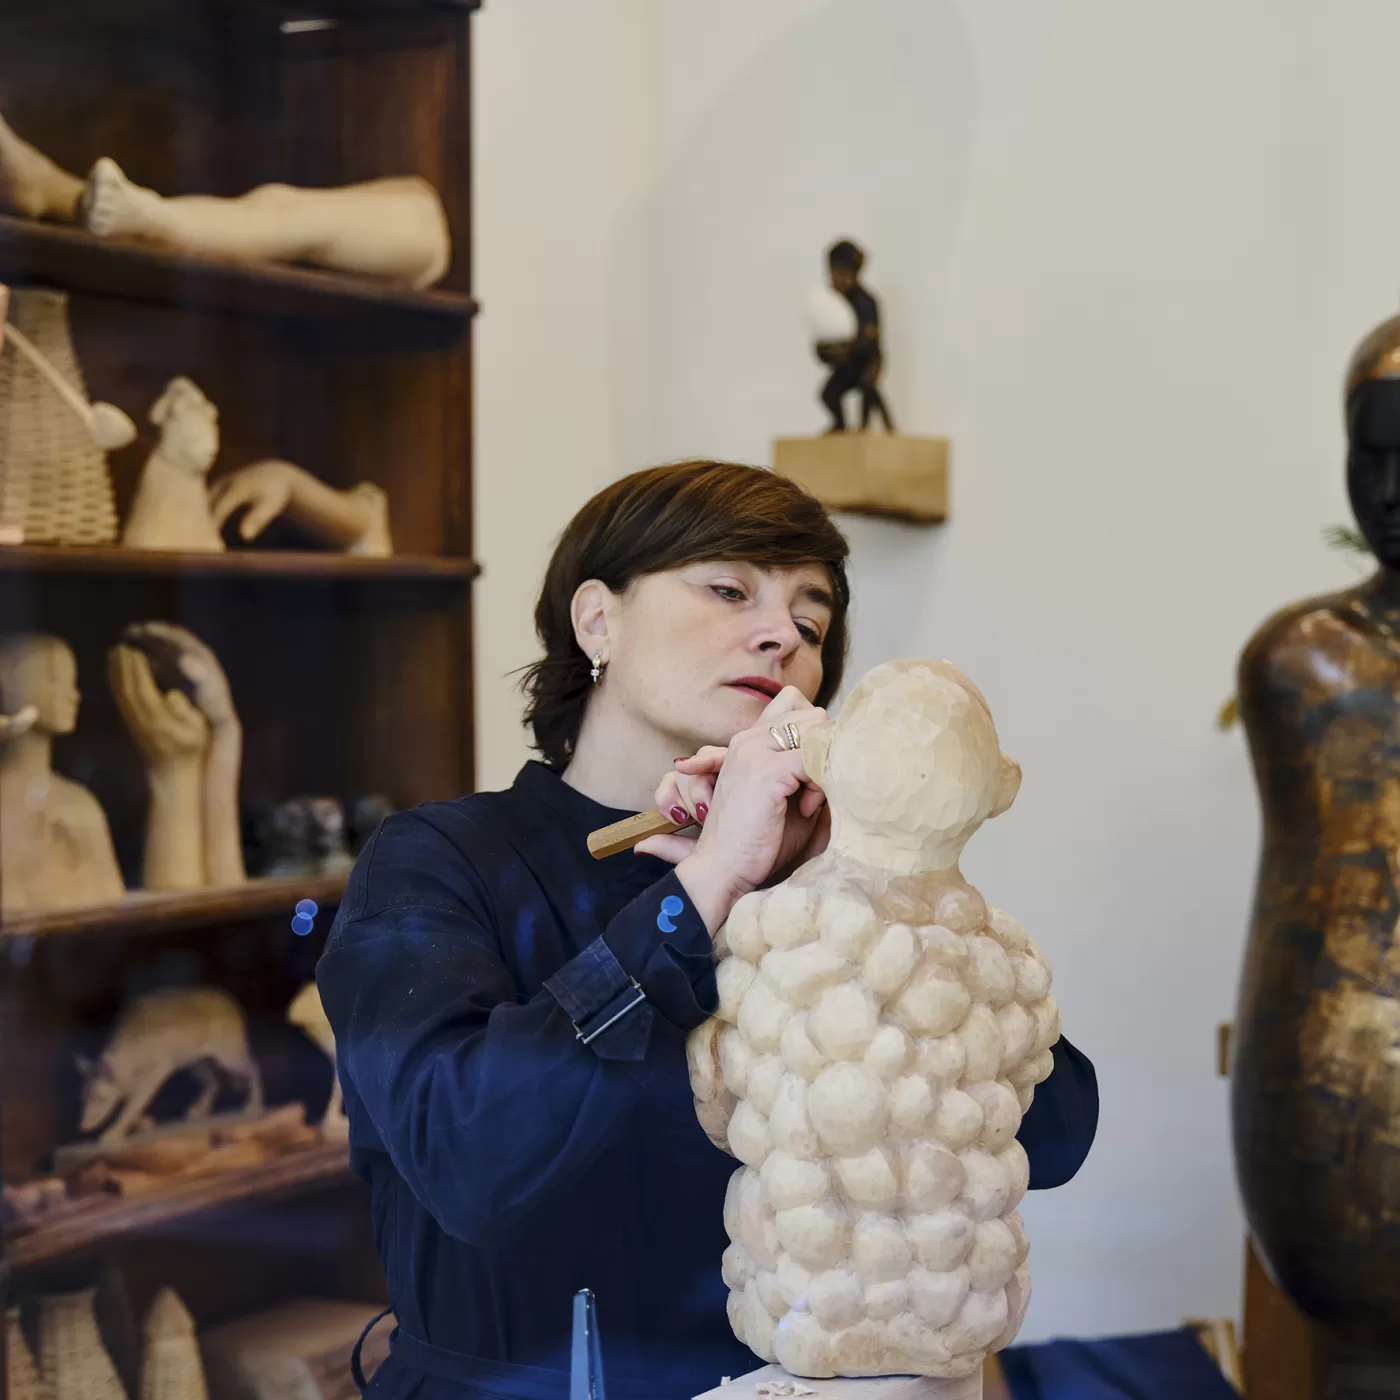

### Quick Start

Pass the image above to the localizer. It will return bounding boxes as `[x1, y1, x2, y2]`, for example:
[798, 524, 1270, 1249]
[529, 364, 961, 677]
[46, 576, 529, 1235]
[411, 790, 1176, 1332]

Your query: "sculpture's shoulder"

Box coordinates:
[1239, 585, 1372, 698]
[48, 774, 113, 836]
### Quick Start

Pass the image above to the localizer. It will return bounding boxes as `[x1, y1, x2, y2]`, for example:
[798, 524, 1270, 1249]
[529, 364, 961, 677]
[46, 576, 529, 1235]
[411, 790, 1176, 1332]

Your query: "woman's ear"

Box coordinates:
[802, 720, 835, 787]
[990, 754, 1022, 819]
[570, 580, 611, 662]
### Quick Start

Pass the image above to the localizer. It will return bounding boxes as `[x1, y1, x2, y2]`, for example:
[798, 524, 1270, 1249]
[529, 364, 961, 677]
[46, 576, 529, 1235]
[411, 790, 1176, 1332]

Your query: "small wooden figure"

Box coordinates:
[121, 378, 224, 552]
[288, 981, 347, 1139]
[0, 634, 125, 915]
[76, 986, 263, 1146]
[778, 242, 947, 524]
[812, 240, 894, 434]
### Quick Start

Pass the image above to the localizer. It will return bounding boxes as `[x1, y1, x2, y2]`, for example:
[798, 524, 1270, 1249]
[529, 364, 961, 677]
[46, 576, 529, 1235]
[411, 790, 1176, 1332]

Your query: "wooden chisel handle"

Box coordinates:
[588, 808, 691, 860]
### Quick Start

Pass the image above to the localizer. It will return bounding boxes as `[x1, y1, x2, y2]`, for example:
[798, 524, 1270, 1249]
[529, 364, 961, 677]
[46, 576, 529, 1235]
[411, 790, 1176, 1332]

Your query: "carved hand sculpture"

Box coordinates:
[108, 622, 245, 891]
[210, 459, 392, 557]
[688, 660, 1055, 1380]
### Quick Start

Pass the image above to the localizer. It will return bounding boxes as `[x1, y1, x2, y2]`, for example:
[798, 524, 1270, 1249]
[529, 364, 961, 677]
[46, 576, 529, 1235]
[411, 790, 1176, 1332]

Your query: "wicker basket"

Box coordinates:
[6, 1307, 56, 1400]
[0, 289, 118, 545]
[141, 1288, 209, 1400]
[35, 1287, 126, 1400]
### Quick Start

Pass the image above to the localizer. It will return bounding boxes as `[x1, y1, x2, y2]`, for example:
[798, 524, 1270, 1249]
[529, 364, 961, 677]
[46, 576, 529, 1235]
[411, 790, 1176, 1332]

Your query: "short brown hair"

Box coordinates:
[522, 461, 851, 770]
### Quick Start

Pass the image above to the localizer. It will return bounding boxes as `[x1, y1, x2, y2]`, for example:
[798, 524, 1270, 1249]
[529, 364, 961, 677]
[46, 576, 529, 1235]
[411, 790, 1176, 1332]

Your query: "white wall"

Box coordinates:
[475, 0, 1400, 1344]
[473, 0, 656, 791]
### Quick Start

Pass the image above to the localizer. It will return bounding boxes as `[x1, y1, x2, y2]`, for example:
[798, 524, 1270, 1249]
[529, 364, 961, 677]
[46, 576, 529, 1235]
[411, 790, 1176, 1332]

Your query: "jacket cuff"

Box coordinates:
[602, 869, 717, 1030]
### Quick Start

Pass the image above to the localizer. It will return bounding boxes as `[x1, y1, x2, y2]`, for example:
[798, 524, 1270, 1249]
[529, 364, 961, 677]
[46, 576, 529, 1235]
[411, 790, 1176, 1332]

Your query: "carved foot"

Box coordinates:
[80, 157, 163, 241]
[0, 113, 84, 222]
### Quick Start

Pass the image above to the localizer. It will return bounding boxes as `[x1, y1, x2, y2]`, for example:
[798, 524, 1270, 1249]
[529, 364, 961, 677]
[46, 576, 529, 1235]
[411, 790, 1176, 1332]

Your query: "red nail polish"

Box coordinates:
[670, 805, 689, 825]
[697, 803, 709, 823]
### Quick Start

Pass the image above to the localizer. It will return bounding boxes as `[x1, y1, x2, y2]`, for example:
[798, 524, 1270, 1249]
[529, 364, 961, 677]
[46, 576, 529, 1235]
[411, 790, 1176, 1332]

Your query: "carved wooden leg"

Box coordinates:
[96, 1070, 165, 1145]
[186, 1060, 220, 1121]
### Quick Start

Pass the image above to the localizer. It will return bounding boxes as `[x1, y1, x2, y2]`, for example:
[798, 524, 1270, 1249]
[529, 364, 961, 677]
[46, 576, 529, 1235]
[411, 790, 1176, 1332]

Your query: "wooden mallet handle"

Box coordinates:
[588, 808, 691, 860]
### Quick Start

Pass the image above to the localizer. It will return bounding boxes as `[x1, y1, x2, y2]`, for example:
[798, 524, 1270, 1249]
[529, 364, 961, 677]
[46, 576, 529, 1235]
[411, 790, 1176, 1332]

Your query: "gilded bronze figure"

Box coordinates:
[1233, 308, 1400, 1363]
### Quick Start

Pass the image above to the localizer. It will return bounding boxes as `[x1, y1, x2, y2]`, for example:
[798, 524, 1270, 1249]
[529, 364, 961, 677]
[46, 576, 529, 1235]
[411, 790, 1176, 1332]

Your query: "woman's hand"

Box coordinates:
[635, 687, 830, 934]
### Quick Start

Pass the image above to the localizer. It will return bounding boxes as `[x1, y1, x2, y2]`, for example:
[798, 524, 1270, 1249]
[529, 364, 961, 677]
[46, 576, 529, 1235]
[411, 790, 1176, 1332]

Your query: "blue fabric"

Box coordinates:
[317, 762, 1101, 1400]
[999, 1329, 1240, 1400]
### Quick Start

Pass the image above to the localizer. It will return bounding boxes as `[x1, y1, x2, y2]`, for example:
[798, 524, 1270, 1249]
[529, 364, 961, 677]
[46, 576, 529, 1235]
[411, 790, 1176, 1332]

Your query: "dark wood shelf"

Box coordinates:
[5, 1141, 353, 1268]
[1, 873, 347, 941]
[0, 544, 480, 582]
[0, 216, 477, 328]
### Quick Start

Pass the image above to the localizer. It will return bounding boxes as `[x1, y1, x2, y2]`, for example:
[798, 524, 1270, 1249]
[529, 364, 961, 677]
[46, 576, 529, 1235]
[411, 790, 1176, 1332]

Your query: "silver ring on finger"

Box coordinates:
[770, 722, 802, 752]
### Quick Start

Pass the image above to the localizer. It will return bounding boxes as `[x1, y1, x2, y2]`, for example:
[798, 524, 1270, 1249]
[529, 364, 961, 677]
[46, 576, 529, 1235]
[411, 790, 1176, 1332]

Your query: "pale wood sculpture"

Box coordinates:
[0, 634, 125, 915]
[287, 980, 348, 1139]
[140, 1288, 209, 1400]
[0, 112, 450, 288]
[0, 289, 119, 544]
[76, 986, 263, 1146]
[35, 1289, 125, 1400]
[687, 660, 1056, 1381]
[109, 621, 246, 892]
[211, 459, 393, 557]
[6, 1307, 56, 1400]
[0, 113, 83, 221]
[200, 1298, 393, 1400]
[121, 378, 225, 552]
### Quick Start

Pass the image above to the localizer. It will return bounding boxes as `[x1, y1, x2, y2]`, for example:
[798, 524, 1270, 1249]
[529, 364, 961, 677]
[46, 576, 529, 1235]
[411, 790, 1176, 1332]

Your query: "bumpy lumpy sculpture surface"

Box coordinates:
[687, 660, 1057, 1380]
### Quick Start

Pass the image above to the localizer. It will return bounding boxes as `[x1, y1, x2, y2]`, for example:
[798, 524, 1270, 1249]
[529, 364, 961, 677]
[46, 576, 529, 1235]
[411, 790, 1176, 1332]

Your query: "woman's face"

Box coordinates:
[601, 560, 834, 750]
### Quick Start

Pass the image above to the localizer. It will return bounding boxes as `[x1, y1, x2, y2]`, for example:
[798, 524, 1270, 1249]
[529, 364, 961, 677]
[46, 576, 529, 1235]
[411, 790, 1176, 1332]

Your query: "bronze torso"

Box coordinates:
[1235, 573, 1400, 1346]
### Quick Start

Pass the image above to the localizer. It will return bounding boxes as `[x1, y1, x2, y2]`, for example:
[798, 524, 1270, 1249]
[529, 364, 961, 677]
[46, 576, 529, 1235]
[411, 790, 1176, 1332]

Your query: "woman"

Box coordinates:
[317, 461, 1098, 1400]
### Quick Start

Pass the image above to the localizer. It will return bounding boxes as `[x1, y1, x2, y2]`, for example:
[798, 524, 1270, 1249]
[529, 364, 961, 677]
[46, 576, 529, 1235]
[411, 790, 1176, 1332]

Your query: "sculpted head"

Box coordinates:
[150, 376, 219, 476]
[0, 634, 80, 738]
[1345, 312, 1400, 569]
[803, 659, 1020, 869]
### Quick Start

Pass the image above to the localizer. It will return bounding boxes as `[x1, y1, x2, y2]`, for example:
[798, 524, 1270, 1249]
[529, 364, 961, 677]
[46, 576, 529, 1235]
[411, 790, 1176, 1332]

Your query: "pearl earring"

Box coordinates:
[591, 651, 604, 685]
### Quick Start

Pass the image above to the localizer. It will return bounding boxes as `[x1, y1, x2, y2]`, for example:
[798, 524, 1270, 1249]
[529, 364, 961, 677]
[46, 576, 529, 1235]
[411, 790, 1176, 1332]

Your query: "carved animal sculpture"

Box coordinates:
[77, 987, 263, 1145]
[687, 660, 1058, 1380]
[287, 980, 345, 1131]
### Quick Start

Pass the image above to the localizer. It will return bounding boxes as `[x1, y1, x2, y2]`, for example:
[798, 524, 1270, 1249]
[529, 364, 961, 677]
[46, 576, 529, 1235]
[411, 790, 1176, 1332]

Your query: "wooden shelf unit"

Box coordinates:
[1, 874, 348, 941]
[6, 1143, 353, 1270]
[0, 0, 475, 1378]
[0, 216, 477, 331]
[0, 544, 480, 582]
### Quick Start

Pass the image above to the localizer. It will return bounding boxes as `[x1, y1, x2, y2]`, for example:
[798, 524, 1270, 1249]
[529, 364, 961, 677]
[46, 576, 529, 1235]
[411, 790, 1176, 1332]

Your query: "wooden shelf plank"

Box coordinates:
[5, 1142, 353, 1268]
[0, 544, 480, 582]
[1, 872, 347, 940]
[0, 216, 477, 327]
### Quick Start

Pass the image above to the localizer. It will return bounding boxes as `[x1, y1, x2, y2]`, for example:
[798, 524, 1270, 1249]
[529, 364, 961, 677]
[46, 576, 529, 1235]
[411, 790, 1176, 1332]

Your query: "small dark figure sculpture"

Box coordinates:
[813, 239, 894, 434]
[248, 796, 352, 878]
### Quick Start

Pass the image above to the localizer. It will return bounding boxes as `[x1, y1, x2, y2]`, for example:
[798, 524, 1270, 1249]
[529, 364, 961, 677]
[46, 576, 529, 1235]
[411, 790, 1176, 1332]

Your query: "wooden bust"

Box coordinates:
[1232, 311, 1400, 1355]
[688, 661, 1056, 1383]
[0, 634, 124, 915]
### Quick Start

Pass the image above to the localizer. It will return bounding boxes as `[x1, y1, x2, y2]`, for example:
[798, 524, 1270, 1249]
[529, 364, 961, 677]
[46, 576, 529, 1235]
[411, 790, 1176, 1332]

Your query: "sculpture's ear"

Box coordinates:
[990, 754, 1021, 819]
[802, 720, 834, 787]
[74, 1053, 92, 1080]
